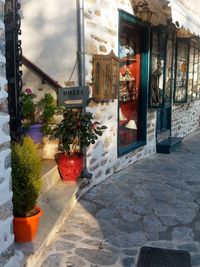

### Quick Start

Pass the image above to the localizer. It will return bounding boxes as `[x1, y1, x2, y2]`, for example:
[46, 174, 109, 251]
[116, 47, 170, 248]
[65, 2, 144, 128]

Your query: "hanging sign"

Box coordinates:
[58, 86, 89, 108]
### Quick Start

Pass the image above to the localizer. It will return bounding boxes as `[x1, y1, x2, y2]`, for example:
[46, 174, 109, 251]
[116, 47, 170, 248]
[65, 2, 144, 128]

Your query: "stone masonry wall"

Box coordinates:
[84, 0, 157, 188]
[0, 1, 23, 266]
[171, 101, 200, 137]
[0, 0, 14, 264]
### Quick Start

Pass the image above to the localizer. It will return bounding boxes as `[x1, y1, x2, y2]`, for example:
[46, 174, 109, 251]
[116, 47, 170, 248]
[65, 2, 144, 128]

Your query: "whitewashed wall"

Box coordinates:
[21, 0, 78, 89]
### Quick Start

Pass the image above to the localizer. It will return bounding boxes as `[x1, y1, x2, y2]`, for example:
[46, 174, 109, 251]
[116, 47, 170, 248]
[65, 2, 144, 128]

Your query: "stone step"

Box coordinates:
[40, 159, 60, 195]
[156, 137, 183, 154]
[15, 179, 85, 267]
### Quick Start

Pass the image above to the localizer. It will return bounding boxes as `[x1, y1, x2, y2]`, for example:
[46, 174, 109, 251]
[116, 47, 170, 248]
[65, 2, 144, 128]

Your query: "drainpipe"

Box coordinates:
[77, 0, 92, 179]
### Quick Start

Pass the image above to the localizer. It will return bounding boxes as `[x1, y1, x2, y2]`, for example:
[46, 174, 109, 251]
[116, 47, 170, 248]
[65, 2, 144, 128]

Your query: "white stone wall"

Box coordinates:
[84, 0, 157, 188]
[22, 65, 57, 101]
[0, 0, 14, 264]
[0, 1, 23, 266]
[171, 101, 200, 137]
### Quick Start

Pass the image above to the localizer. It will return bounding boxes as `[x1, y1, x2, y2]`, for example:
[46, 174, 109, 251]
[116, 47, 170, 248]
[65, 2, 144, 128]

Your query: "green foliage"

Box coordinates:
[38, 93, 57, 136]
[11, 137, 42, 217]
[21, 89, 57, 136]
[21, 89, 36, 125]
[53, 108, 107, 156]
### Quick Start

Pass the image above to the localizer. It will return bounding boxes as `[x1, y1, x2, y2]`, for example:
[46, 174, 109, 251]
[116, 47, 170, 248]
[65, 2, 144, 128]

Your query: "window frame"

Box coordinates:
[117, 10, 149, 157]
[173, 38, 200, 103]
[149, 26, 169, 109]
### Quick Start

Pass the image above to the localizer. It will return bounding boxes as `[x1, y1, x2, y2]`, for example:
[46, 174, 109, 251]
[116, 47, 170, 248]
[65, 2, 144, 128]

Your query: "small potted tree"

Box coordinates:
[12, 137, 43, 242]
[53, 108, 107, 183]
[21, 89, 57, 143]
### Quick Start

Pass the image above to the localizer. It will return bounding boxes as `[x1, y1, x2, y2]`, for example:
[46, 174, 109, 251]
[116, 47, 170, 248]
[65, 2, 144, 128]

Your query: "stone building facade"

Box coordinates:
[0, 0, 200, 265]
[0, 0, 23, 266]
[84, 0, 200, 188]
[20, 0, 200, 190]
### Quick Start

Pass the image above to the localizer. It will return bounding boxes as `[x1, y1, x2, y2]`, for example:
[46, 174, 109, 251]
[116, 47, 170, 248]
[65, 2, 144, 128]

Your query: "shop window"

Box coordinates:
[118, 11, 149, 156]
[174, 38, 200, 103]
[193, 45, 200, 100]
[149, 27, 167, 107]
[149, 27, 174, 108]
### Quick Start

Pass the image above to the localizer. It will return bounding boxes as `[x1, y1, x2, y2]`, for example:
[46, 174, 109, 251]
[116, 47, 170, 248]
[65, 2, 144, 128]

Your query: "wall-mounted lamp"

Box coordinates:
[134, 0, 153, 23]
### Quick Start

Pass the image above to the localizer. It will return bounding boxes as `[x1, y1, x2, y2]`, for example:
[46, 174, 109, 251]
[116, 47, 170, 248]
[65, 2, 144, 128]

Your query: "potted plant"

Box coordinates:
[53, 108, 107, 183]
[11, 137, 43, 242]
[21, 88, 57, 143]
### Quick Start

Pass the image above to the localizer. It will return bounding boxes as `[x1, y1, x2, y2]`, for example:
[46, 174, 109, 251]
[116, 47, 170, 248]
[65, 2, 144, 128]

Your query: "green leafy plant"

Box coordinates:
[53, 108, 107, 156]
[21, 88, 37, 126]
[11, 137, 42, 217]
[21, 89, 57, 135]
[38, 93, 57, 136]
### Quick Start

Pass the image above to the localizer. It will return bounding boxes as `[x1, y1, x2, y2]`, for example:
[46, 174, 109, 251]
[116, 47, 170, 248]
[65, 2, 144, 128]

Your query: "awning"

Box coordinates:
[168, 0, 200, 36]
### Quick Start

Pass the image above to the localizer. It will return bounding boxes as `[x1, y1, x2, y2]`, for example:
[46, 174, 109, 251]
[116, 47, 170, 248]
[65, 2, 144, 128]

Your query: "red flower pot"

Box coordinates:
[13, 207, 43, 243]
[58, 153, 83, 183]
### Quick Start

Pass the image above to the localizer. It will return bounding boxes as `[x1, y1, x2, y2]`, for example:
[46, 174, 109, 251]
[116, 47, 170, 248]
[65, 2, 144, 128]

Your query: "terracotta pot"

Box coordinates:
[13, 207, 43, 243]
[58, 153, 83, 183]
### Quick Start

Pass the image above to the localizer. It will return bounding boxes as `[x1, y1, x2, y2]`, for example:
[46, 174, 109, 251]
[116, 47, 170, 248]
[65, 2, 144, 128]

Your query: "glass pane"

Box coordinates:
[188, 44, 195, 101]
[165, 39, 173, 105]
[95, 62, 100, 95]
[193, 47, 200, 99]
[105, 64, 111, 97]
[150, 31, 165, 106]
[175, 41, 188, 102]
[197, 50, 200, 99]
[118, 20, 142, 150]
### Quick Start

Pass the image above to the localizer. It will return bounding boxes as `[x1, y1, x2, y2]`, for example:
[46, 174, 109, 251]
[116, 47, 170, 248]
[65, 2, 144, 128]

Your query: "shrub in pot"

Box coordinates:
[53, 108, 107, 183]
[11, 137, 43, 242]
[21, 88, 57, 143]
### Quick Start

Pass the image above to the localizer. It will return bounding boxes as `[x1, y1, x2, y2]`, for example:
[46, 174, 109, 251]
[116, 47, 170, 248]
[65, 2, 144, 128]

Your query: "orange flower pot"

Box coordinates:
[13, 207, 43, 243]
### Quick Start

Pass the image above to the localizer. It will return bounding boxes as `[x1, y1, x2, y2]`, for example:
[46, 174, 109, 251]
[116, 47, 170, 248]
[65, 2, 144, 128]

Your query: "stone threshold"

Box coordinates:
[15, 167, 86, 267]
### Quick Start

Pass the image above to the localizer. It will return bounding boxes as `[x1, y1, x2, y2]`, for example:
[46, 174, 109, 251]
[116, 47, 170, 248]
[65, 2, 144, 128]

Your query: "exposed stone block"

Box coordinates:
[95, 9, 101, 16]
[0, 200, 12, 221]
[0, 244, 14, 267]
[0, 99, 8, 113]
[99, 45, 107, 52]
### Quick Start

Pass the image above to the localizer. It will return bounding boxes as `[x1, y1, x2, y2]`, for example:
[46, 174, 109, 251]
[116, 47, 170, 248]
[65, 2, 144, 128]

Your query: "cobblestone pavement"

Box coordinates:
[39, 130, 200, 267]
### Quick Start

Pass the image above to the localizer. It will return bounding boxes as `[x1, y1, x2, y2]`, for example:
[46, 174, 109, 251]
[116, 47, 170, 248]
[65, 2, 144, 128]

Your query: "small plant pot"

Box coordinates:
[58, 153, 83, 183]
[13, 207, 43, 243]
[26, 123, 43, 144]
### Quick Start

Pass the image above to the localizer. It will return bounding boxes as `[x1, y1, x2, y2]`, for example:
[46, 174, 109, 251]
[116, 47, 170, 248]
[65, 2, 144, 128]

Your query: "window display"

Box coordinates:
[118, 13, 148, 155]
[174, 38, 200, 103]
[193, 45, 200, 100]
[165, 38, 173, 106]
[174, 39, 189, 103]
[149, 29, 166, 107]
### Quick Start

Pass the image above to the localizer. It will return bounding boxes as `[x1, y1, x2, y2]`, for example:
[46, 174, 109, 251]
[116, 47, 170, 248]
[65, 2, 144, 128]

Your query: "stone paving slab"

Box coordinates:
[37, 130, 200, 267]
